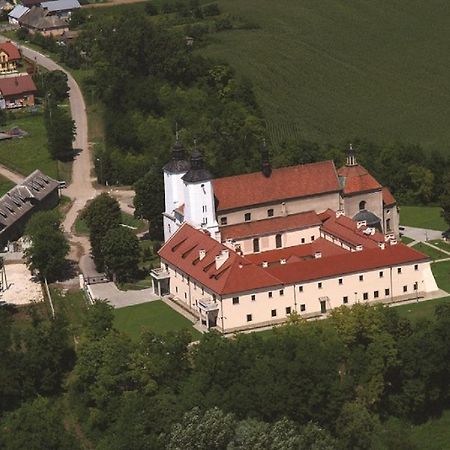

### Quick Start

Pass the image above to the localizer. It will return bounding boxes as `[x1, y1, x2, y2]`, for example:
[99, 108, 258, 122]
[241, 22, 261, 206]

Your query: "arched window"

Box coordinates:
[386, 218, 391, 231]
[275, 234, 282, 248]
[359, 200, 366, 210]
[253, 238, 260, 253]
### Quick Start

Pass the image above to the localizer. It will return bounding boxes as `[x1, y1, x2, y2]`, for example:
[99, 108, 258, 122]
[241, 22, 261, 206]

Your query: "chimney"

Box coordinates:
[356, 244, 363, 251]
[390, 239, 398, 246]
[336, 210, 344, 218]
[281, 201, 287, 216]
[280, 258, 286, 264]
[378, 242, 385, 250]
[357, 220, 366, 229]
[314, 251, 322, 259]
[215, 249, 229, 269]
[199, 249, 206, 261]
[262, 261, 269, 268]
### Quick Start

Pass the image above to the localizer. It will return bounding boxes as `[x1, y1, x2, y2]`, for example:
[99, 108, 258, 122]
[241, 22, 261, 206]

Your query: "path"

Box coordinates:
[83, 0, 146, 8]
[401, 226, 443, 242]
[0, 163, 24, 185]
[88, 282, 158, 308]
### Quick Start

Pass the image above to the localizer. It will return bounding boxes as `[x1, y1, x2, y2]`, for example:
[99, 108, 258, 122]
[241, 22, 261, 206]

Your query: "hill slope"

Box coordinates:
[204, 0, 450, 151]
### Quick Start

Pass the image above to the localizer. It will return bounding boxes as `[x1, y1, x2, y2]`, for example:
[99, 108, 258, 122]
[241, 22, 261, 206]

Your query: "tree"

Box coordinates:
[134, 169, 164, 239]
[101, 227, 140, 282]
[167, 407, 236, 450]
[80, 193, 121, 270]
[24, 210, 69, 281]
[0, 397, 80, 450]
[45, 102, 76, 161]
[83, 301, 115, 340]
[441, 176, 450, 228]
[41, 70, 70, 103]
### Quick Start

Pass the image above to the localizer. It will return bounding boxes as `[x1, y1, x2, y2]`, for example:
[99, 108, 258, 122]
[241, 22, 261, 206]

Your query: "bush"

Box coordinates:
[16, 27, 29, 41]
[144, 1, 158, 15]
[202, 3, 220, 16]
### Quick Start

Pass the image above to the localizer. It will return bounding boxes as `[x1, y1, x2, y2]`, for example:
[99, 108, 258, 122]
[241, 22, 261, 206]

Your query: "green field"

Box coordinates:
[204, 0, 450, 151]
[412, 242, 448, 261]
[0, 174, 14, 196]
[0, 113, 59, 179]
[429, 239, 450, 254]
[113, 300, 202, 341]
[400, 206, 446, 231]
[431, 260, 450, 292]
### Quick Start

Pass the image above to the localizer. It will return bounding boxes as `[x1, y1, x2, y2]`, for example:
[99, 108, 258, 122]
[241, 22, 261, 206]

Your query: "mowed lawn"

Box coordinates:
[204, 0, 450, 151]
[114, 300, 202, 341]
[0, 113, 58, 179]
[412, 242, 447, 261]
[400, 206, 446, 231]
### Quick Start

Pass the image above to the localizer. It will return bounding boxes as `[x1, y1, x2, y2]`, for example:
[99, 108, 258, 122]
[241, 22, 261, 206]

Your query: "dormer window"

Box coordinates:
[267, 208, 274, 217]
[244, 213, 251, 222]
[359, 200, 366, 210]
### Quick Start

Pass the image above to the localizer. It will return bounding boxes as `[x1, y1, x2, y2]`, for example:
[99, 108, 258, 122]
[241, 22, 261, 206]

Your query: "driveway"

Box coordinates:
[88, 282, 158, 308]
[401, 226, 443, 242]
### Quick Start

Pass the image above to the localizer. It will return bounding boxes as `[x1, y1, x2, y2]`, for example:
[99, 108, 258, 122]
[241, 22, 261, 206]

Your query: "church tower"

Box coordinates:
[182, 150, 219, 238]
[163, 140, 190, 241]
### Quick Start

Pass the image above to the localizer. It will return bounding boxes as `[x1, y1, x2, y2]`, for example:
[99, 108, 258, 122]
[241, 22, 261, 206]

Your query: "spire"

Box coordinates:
[261, 139, 272, 178]
[163, 136, 190, 173]
[182, 148, 212, 183]
[346, 143, 357, 167]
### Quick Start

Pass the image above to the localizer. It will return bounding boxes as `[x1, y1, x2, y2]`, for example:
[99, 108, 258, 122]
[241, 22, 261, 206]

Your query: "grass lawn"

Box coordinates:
[412, 242, 448, 261]
[114, 300, 202, 341]
[202, 0, 450, 152]
[429, 239, 450, 253]
[394, 296, 450, 323]
[0, 112, 59, 179]
[401, 235, 414, 245]
[431, 260, 450, 292]
[409, 409, 450, 449]
[0, 174, 14, 196]
[400, 206, 446, 231]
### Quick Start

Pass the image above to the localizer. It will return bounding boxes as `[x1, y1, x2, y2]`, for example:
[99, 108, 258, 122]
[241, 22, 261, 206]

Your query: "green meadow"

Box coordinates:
[204, 0, 450, 151]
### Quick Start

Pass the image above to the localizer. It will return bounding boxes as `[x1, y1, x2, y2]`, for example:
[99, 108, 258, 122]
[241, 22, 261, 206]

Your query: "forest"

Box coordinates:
[1, 301, 450, 449]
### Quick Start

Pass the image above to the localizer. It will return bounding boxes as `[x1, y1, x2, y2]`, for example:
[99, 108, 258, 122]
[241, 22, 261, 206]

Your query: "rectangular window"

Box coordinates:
[379, 271, 384, 278]
[398, 268, 402, 274]
[414, 264, 418, 271]
[413, 282, 418, 290]
[268, 291, 273, 298]
[279, 289, 284, 296]
[202, 205, 207, 213]
[359, 275, 364, 281]
[267, 208, 274, 217]
[338, 278, 343, 285]
[246, 314, 252, 322]
[343, 296, 348, 304]
[244, 213, 251, 221]
[271, 309, 277, 317]
[299, 286, 303, 292]
[251, 294, 256, 301]
[363, 292, 369, 300]
[201, 288, 204, 295]
[175, 286, 178, 293]
[318, 282, 322, 289]
[300, 304, 306, 312]
[301, 238, 305, 244]
[220, 217, 228, 225]
[403, 285, 407, 292]
[286, 307, 291, 314]
[385, 288, 390, 296]
[184, 292, 187, 299]
[232, 297, 239, 305]
[311, 236, 315, 241]
[374, 290, 379, 298]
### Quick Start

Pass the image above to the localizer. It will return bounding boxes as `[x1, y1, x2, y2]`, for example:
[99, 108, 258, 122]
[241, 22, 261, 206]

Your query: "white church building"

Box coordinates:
[152, 142, 439, 333]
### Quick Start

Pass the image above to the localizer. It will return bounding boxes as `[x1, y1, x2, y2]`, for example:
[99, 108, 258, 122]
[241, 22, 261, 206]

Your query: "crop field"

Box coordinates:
[204, 0, 450, 151]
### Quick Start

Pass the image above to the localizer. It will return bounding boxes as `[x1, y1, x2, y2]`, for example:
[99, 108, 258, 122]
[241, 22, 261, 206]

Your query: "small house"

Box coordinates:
[0, 42, 21, 74]
[41, 0, 80, 18]
[18, 6, 69, 36]
[0, 73, 37, 109]
[8, 4, 29, 24]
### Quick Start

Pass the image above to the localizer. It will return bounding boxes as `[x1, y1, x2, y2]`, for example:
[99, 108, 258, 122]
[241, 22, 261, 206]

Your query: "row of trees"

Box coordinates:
[80, 193, 140, 281]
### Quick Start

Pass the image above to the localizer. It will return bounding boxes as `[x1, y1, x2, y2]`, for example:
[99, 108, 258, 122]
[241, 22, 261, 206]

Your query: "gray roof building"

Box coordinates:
[41, 0, 80, 12]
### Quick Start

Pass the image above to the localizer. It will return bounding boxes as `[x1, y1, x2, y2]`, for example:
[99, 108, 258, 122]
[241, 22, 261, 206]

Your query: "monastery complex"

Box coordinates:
[152, 143, 439, 333]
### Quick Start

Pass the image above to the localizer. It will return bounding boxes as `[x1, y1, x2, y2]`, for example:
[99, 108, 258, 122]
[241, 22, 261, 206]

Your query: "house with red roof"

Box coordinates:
[154, 222, 438, 333]
[0, 41, 21, 74]
[0, 73, 37, 109]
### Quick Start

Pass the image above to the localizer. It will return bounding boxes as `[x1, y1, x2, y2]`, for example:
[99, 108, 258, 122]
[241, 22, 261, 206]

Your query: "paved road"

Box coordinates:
[402, 226, 443, 242]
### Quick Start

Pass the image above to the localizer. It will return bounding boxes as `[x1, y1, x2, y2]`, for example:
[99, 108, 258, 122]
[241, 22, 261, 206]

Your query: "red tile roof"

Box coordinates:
[159, 223, 282, 295]
[212, 161, 341, 212]
[382, 187, 396, 206]
[337, 164, 381, 195]
[0, 74, 36, 97]
[0, 42, 21, 61]
[220, 210, 321, 241]
[159, 221, 428, 296]
[319, 209, 385, 248]
[266, 244, 428, 284]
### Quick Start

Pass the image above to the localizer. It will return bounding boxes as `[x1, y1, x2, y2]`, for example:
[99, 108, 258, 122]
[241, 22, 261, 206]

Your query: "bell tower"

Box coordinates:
[346, 143, 357, 166]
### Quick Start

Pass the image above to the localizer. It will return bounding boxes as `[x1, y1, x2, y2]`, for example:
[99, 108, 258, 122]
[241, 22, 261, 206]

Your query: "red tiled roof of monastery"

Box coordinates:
[319, 209, 385, 248]
[337, 164, 381, 195]
[266, 244, 428, 285]
[0, 74, 36, 97]
[382, 187, 396, 206]
[0, 42, 21, 60]
[212, 161, 341, 212]
[159, 221, 429, 296]
[220, 210, 322, 241]
[159, 223, 282, 295]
